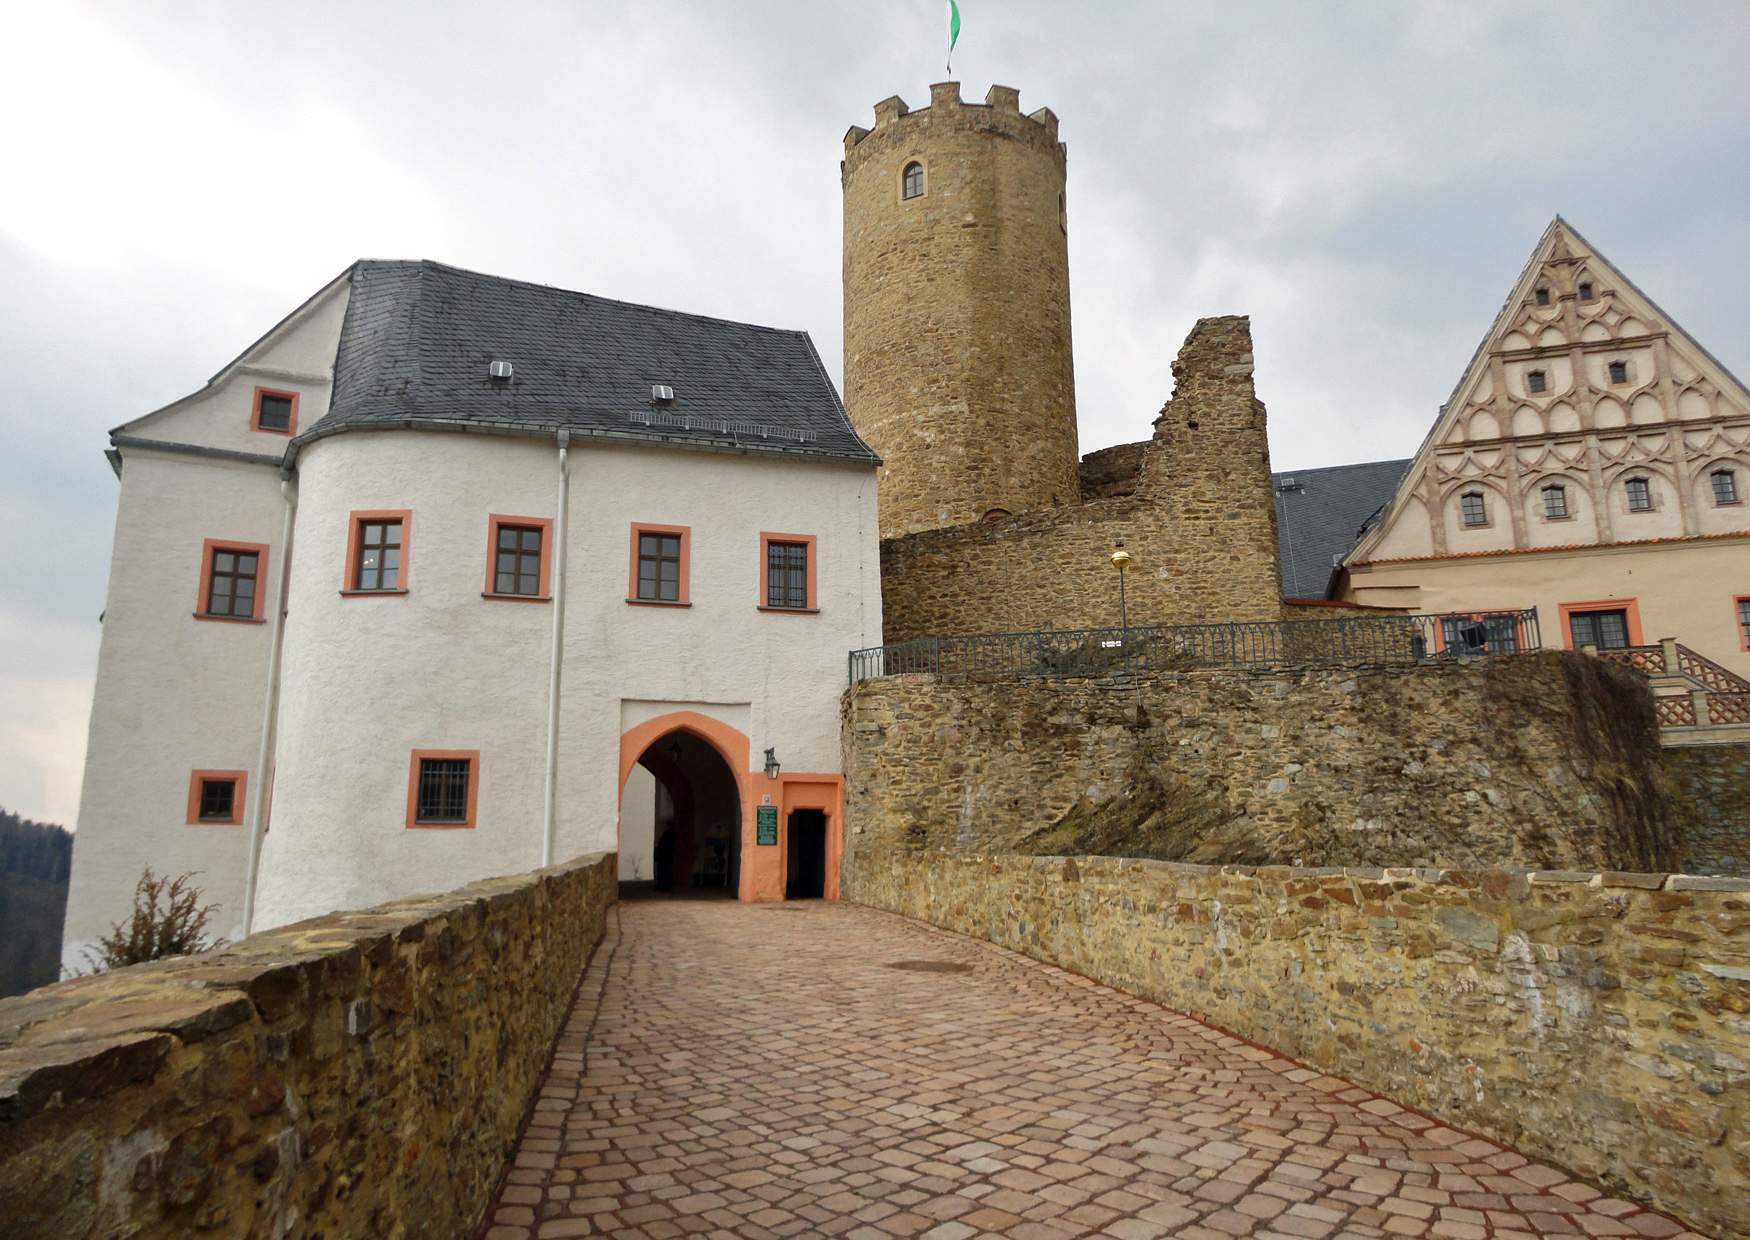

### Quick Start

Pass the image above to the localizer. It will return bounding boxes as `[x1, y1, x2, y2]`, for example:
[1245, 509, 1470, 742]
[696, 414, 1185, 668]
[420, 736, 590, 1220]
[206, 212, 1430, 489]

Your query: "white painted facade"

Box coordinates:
[64, 270, 881, 968]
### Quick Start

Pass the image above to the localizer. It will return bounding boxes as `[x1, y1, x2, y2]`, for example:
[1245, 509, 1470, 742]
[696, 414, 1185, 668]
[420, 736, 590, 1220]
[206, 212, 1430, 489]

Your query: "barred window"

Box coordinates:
[1713, 469, 1739, 505]
[1542, 484, 1568, 519]
[902, 161, 925, 200]
[1460, 491, 1488, 527]
[766, 541, 809, 609]
[206, 547, 259, 617]
[494, 524, 544, 596]
[1607, 360, 1628, 385]
[353, 520, 402, 590]
[198, 778, 236, 821]
[1625, 477, 1652, 512]
[1526, 370, 1547, 394]
[637, 532, 682, 602]
[416, 759, 471, 824]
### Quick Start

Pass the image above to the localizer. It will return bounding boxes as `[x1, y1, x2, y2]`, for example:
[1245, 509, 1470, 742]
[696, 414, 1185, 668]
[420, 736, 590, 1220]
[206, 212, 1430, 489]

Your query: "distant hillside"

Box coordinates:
[0, 808, 73, 997]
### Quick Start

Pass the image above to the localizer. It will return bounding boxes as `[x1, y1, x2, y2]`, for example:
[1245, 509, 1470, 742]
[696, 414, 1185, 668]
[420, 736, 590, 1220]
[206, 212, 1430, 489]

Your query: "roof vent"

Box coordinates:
[651, 384, 675, 404]
[488, 360, 514, 381]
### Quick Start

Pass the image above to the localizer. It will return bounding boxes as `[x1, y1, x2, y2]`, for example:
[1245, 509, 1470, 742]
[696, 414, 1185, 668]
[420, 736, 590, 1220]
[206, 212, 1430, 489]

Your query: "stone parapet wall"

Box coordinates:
[1663, 742, 1750, 876]
[0, 852, 616, 1240]
[847, 849, 1750, 1238]
[842, 653, 1677, 873]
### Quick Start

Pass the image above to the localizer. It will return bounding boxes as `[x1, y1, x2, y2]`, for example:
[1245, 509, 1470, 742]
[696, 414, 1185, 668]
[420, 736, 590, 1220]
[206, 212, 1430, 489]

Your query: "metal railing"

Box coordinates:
[848, 610, 1541, 684]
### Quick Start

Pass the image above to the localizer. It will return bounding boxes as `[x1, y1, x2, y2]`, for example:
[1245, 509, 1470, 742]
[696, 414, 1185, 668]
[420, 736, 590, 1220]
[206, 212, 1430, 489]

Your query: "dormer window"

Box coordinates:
[1460, 491, 1488, 527]
[1625, 477, 1652, 512]
[1526, 370, 1547, 394]
[1713, 469, 1740, 505]
[1607, 360, 1629, 385]
[1578, 281, 1595, 301]
[1542, 484, 1569, 519]
[902, 161, 925, 200]
[1534, 287, 1551, 306]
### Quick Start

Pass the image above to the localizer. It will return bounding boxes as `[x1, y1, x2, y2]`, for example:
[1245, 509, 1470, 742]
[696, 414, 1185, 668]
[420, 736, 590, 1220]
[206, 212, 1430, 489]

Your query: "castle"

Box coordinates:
[61, 82, 1747, 975]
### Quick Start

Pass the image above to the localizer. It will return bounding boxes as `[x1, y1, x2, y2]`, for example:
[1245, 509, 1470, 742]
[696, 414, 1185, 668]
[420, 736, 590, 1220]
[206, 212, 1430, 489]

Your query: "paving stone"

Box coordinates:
[483, 901, 1691, 1240]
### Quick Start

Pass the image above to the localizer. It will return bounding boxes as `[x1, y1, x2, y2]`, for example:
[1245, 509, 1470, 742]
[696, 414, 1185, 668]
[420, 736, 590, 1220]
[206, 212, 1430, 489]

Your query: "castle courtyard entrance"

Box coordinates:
[485, 900, 1678, 1238]
[620, 729, 741, 896]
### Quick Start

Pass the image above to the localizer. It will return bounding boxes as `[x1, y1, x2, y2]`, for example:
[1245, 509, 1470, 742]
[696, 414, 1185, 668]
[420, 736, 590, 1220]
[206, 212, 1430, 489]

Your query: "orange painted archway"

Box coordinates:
[615, 711, 842, 902]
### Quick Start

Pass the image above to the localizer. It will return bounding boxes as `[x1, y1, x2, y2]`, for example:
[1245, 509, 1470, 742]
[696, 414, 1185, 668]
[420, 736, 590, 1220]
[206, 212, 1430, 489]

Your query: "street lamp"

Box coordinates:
[1109, 542, 1132, 639]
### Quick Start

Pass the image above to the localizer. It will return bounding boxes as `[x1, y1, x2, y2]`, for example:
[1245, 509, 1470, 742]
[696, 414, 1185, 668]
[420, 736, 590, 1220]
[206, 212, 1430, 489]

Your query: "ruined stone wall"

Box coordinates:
[842, 83, 1080, 538]
[0, 852, 616, 1240]
[878, 316, 1282, 642]
[1663, 742, 1750, 875]
[846, 850, 1749, 1239]
[841, 653, 1677, 873]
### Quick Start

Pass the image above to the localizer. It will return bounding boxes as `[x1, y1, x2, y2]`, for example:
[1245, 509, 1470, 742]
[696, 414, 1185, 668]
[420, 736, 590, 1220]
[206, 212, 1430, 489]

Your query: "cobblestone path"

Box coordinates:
[483, 900, 1702, 1240]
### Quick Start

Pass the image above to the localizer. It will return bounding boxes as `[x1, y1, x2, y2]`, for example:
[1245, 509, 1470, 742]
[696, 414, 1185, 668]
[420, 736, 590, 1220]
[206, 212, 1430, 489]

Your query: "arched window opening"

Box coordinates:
[902, 161, 925, 200]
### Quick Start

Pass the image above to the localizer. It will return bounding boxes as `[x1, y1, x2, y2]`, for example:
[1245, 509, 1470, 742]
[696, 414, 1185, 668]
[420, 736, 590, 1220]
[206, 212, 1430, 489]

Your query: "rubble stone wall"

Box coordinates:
[1663, 742, 1750, 876]
[877, 316, 1282, 643]
[847, 849, 1750, 1238]
[842, 653, 1677, 873]
[0, 852, 616, 1240]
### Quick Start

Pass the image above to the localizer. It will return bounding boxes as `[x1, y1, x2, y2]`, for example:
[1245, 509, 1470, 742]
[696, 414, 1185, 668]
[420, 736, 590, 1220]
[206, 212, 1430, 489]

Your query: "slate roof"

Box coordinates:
[1271, 458, 1412, 598]
[298, 260, 877, 465]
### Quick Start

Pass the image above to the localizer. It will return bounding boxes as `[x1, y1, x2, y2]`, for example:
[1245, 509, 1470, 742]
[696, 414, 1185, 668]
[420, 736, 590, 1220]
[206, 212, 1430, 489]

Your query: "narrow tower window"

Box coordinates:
[1526, 370, 1547, 394]
[901, 161, 925, 200]
[1460, 491, 1488, 527]
[1542, 484, 1569, 519]
[1624, 477, 1652, 512]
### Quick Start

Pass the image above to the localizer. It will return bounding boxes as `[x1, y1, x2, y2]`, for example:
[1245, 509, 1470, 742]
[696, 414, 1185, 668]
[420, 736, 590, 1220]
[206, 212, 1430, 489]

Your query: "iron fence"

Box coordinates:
[847, 610, 1541, 685]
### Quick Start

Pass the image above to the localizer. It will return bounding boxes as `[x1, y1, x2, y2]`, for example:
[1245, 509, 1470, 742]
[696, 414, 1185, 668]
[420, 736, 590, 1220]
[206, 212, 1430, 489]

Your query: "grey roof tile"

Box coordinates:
[301, 260, 877, 465]
[1272, 458, 1411, 598]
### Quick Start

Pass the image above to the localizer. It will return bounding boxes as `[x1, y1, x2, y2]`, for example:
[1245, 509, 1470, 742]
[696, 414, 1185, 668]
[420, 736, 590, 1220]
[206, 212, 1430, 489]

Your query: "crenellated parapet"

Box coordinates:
[842, 82, 1065, 173]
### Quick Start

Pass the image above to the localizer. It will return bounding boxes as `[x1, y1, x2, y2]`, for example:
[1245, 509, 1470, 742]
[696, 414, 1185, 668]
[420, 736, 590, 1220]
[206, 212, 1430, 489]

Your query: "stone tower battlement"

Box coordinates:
[841, 82, 1080, 538]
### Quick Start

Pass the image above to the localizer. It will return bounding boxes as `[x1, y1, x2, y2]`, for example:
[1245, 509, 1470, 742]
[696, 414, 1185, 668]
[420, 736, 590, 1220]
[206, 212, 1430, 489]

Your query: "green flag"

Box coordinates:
[946, 0, 961, 71]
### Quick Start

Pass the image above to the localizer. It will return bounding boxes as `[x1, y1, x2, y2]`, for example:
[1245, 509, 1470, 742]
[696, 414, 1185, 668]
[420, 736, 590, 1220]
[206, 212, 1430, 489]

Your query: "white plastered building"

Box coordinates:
[63, 261, 882, 969]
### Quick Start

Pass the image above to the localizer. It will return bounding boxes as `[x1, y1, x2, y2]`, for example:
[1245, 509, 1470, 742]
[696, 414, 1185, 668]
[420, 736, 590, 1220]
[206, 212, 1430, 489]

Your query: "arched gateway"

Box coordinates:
[616, 711, 842, 902]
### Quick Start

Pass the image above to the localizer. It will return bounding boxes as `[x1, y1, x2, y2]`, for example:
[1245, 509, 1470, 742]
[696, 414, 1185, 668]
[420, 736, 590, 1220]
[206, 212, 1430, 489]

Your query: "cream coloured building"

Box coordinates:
[1304, 218, 1749, 681]
[63, 261, 882, 971]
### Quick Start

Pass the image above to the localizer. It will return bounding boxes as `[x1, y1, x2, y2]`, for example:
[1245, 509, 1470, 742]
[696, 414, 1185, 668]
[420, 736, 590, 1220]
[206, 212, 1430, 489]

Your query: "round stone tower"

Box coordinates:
[842, 82, 1080, 539]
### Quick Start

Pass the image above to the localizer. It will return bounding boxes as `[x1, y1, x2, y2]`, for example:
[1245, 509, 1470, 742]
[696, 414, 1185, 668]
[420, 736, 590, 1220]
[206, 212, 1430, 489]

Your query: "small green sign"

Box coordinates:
[756, 805, 779, 845]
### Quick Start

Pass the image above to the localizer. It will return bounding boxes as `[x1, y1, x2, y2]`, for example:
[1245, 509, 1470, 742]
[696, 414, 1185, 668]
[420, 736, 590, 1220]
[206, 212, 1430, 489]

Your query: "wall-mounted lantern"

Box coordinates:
[763, 747, 781, 780]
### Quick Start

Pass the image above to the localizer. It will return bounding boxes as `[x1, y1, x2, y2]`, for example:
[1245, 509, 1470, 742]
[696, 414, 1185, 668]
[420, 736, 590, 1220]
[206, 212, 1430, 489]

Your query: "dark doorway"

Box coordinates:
[624, 730, 741, 899]
[786, 809, 827, 899]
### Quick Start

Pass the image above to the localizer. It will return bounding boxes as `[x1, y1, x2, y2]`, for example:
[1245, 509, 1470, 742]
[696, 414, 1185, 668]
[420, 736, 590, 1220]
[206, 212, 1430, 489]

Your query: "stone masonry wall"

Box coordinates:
[0, 852, 616, 1240]
[877, 316, 1283, 642]
[1663, 742, 1750, 876]
[841, 653, 1677, 874]
[846, 850, 1750, 1238]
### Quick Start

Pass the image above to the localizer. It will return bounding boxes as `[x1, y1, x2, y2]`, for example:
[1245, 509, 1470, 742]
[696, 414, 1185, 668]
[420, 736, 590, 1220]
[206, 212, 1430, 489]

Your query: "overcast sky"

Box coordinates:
[2, 1, 1748, 827]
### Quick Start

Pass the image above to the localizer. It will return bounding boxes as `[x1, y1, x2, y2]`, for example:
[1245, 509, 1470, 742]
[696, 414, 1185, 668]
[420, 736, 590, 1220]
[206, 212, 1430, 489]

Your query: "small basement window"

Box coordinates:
[1460, 491, 1488, 527]
[1607, 359, 1629, 385]
[1625, 477, 1653, 512]
[902, 161, 925, 200]
[1526, 370, 1547, 394]
[1542, 484, 1569, 519]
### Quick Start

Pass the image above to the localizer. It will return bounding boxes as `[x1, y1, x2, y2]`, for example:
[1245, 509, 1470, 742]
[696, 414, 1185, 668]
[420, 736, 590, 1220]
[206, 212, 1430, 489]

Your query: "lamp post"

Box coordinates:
[1109, 542, 1132, 641]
